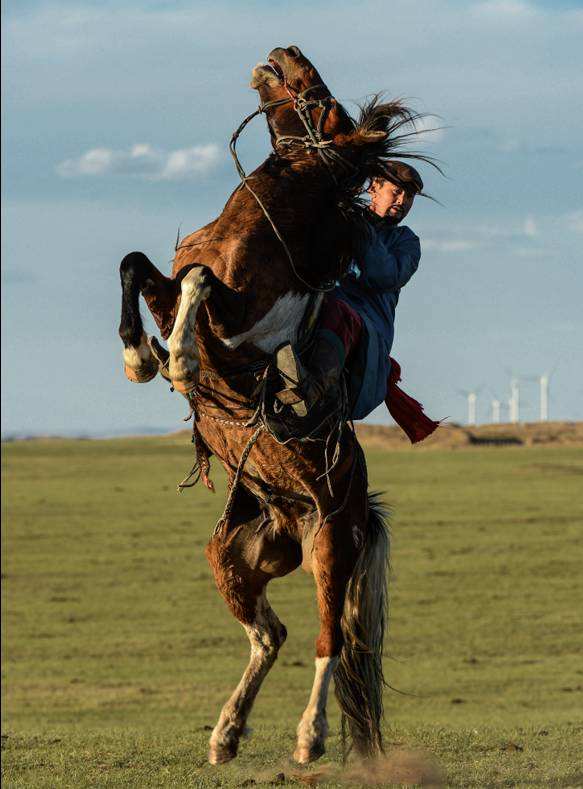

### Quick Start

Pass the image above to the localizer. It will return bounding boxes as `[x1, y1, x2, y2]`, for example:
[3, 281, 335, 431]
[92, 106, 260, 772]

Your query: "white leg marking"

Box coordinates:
[222, 292, 309, 353]
[122, 332, 158, 383]
[294, 656, 339, 764]
[167, 267, 210, 392]
[209, 592, 284, 765]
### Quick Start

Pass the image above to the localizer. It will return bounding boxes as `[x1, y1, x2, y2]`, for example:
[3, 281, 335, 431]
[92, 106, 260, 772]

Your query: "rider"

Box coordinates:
[276, 160, 437, 440]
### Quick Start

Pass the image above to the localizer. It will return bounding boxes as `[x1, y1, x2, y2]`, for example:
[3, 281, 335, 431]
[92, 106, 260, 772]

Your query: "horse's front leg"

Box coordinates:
[118, 251, 178, 383]
[167, 266, 211, 394]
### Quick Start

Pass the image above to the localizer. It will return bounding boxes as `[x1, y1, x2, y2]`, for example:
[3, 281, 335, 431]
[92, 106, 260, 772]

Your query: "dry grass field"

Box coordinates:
[2, 434, 583, 786]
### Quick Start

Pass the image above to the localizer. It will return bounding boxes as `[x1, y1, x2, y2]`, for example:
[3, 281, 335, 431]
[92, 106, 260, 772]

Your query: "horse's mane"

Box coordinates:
[353, 94, 443, 185]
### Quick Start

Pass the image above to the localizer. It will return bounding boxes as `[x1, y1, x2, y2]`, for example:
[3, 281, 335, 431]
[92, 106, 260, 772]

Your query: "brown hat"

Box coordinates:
[382, 160, 424, 195]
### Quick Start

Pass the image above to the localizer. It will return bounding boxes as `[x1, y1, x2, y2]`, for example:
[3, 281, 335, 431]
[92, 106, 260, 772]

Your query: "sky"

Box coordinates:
[2, 0, 583, 437]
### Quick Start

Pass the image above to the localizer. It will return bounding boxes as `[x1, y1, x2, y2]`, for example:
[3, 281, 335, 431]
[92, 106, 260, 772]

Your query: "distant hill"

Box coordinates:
[3, 421, 583, 449]
[355, 421, 583, 450]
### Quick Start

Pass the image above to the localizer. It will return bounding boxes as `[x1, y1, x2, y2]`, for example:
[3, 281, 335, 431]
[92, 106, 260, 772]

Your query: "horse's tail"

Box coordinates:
[334, 492, 389, 759]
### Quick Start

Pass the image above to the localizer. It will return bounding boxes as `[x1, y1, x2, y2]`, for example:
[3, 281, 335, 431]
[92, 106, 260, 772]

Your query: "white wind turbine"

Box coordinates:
[507, 367, 555, 423]
[457, 387, 482, 426]
[491, 397, 501, 423]
[538, 366, 558, 421]
[539, 373, 549, 421]
[508, 376, 520, 423]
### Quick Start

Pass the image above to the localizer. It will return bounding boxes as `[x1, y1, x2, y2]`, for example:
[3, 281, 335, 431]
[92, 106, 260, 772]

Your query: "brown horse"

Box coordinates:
[118, 46, 422, 765]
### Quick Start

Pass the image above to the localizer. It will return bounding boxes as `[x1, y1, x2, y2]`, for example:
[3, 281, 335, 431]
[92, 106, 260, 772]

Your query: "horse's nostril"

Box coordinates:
[288, 45, 301, 58]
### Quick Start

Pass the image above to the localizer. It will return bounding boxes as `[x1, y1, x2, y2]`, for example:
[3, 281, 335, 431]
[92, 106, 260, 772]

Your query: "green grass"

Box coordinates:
[2, 438, 583, 787]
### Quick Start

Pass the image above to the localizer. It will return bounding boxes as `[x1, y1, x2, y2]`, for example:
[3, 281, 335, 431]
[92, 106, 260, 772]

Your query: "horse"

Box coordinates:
[118, 45, 423, 765]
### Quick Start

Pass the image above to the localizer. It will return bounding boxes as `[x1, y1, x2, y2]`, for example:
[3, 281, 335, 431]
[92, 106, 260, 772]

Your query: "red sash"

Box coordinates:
[385, 357, 441, 444]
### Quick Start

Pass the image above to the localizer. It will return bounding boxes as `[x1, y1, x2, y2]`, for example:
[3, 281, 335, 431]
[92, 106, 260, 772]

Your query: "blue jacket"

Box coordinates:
[335, 222, 421, 420]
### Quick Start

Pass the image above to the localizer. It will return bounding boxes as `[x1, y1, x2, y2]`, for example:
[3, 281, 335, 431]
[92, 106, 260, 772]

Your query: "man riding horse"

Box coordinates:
[275, 159, 437, 441]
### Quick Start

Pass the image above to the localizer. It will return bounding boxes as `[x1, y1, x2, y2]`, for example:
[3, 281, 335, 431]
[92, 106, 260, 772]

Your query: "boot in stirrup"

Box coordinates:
[275, 339, 344, 418]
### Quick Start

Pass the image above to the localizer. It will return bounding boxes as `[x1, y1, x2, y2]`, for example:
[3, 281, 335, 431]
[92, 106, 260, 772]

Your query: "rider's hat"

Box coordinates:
[382, 161, 424, 195]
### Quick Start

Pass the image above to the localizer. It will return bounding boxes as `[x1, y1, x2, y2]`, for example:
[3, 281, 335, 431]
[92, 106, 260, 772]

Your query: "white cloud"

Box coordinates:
[423, 239, 478, 253]
[159, 144, 221, 180]
[56, 143, 222, 181]
[423, 215, 544, 255]
[57, 147, 115, 177]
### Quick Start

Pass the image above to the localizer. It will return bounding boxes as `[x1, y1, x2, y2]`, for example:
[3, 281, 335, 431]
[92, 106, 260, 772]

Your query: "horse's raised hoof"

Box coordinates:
[170, 376, 197, 395]
[293, 742, 326, 765]
[123, 334, 159, 383]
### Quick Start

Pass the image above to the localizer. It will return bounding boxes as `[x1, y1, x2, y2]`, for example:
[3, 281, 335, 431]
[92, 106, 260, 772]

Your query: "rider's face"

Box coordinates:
[369, 179, 415, 224]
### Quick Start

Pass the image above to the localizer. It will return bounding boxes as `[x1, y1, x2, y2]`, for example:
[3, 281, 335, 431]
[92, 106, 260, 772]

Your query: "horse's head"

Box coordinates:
[250, 45, 354, 150]
[250, 45, 429, 190]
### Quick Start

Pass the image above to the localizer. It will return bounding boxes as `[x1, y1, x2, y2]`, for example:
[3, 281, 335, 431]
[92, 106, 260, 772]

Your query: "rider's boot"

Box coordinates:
[275, 337, 344, 419]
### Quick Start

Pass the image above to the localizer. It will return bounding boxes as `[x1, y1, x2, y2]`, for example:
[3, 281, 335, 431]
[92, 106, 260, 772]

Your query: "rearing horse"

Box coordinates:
[118, 45, 422, 765]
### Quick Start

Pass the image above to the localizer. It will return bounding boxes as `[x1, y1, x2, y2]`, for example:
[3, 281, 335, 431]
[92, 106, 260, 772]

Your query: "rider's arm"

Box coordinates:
[356, 226, 421, 292]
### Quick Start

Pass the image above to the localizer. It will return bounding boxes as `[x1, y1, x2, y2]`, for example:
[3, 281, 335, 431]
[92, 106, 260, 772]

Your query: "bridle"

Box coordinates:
[229, 80, 358, 293]
[273, 83, 358, 180]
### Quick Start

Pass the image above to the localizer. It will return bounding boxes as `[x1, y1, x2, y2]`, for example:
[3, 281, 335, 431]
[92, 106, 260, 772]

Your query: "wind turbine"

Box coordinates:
[491, 397, 501, 423]
[538, 366, 558, 421]
[457, 387, 483, 425]
[511, 366, 557, 423]
[539, 373, 549, 421]
[509, 376, 520, 423]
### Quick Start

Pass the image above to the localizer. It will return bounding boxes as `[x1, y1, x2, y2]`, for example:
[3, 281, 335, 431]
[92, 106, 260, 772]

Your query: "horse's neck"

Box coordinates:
[190, 159, 342, 377]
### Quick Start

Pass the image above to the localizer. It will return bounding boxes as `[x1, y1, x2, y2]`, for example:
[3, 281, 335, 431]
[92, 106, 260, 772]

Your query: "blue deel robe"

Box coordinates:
[334, 222, 421, 420]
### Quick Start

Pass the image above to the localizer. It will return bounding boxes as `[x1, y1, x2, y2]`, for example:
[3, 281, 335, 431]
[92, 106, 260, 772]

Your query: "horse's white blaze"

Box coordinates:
[208, 592, 282, 764]
[222, 291, 310, 353]
[168, 267, 210, 391]
[294, 655, 338, 763]
[122, 333, 152, 370]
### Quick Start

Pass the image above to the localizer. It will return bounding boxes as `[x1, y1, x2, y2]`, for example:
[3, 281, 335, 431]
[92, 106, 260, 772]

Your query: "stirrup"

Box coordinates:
[275, 343, 309, 417]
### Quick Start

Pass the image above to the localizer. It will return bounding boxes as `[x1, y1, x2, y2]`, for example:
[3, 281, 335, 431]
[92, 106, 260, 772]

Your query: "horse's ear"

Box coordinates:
[350, 96, 415, 149]
[361, 130, 388, 142]
[338, 128, 388, 148]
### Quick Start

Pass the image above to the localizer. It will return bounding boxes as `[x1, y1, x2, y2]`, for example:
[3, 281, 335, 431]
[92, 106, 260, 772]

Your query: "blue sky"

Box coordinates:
[2, 0, 583, 436]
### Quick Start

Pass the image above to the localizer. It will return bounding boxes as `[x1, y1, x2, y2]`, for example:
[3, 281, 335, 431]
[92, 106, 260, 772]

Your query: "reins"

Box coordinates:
[229, 83, 356, 294]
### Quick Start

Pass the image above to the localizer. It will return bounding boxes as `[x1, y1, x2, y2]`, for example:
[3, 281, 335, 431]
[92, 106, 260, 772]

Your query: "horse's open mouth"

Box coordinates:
[250, 59, 285, 89]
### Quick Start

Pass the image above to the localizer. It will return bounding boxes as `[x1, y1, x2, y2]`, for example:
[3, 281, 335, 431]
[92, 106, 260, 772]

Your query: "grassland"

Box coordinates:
[2, 437, 583, 787]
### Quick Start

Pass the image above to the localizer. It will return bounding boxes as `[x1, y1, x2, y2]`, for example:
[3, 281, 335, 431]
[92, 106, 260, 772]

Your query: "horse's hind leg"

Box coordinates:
[205, 500, 301, 764]
[294, 520, 358, 763]
[118, 251, 178, 383]
[294, 482, 368, 764]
